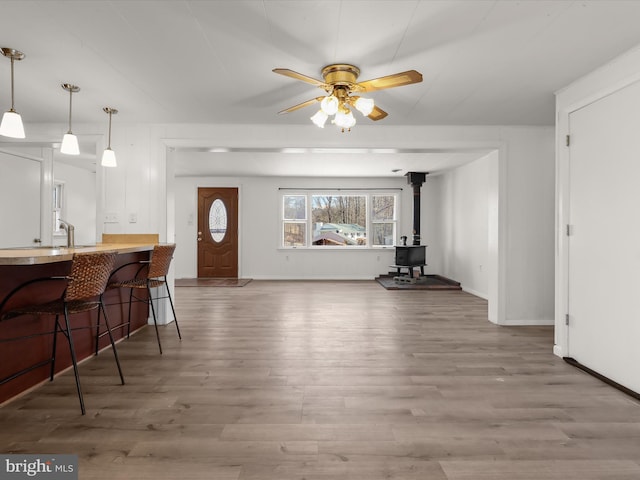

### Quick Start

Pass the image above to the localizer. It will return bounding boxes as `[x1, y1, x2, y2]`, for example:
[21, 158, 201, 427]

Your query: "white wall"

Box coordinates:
[555, 44, 640, 357]
[175, 175, 409, 279]
[503, 127, 555, 325]
[439, 153, 492, 299]
[100, 124, 157, 236]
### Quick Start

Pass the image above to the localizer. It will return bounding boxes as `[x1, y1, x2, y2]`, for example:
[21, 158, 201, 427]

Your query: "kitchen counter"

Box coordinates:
[0, 243, 157, 405]
[0, 243, 156, 265]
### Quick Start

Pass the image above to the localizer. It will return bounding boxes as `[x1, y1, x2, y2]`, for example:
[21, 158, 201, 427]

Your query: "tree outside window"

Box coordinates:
[283, 195, 306, 246]
[282, 191, 398, 248]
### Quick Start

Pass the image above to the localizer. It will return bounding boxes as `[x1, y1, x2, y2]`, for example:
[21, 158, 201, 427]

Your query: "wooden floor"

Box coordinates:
[1, 281, 639, 479]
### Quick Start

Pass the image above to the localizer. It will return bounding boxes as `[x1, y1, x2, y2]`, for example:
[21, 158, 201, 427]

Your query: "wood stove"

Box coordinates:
[391, 172, 429, 278]
[395, 245, 426, 266]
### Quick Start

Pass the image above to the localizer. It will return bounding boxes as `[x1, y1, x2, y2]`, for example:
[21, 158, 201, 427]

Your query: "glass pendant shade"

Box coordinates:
[333, 109, 348, 128]
[343, 111, 356, 128]
[60, 133, 79, 155]
[320, 95, 339, 115]
[0, 110, 25, 138]
[354, 97, 375, 116]
[310, 110, 328, 128]
[333, 109, 356, 130]
[101, 148, 117, 167]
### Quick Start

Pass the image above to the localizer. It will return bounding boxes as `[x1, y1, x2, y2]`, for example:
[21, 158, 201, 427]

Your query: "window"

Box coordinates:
[209, 198, 228, 243]
[282, 195, 306, 247]
[371, 195, 396, 246]
[312, 195, 367, 246]
[53, 181, 65, 234]
[281, 191, 398, 248]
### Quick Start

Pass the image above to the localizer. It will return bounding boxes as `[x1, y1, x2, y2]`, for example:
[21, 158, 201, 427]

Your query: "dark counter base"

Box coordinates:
[0, 251, 151, 404]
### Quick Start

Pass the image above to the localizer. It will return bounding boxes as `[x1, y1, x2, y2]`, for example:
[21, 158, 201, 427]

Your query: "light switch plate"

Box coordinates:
[104, 212, 119, 223]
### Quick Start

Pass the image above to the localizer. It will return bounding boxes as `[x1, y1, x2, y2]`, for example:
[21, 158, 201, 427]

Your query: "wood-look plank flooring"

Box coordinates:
[1, 280, 639, 479]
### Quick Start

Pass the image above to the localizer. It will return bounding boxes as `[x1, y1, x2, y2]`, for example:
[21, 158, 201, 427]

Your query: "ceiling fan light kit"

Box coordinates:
[273, 63, 422, 132]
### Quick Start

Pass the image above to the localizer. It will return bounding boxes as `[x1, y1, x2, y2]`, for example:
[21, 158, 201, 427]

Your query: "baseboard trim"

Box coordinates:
[563, 357, 640, 402]
[249, 275, 375, 281]
[461, 286, 488, 300]
[499, 318, 555, 326]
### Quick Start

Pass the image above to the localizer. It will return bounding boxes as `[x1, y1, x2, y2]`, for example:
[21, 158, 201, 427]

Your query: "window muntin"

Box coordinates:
[281, 191, 398, 248]
[371, 195, 396, 246]
[283, 195, 307, 247]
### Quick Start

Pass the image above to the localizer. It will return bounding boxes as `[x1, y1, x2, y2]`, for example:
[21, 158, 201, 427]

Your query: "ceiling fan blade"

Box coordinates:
[272, 68, 327, 88]
[278, 97, 324, 115]
[356, 70, 423, 92]
[367, 105, 388, 121]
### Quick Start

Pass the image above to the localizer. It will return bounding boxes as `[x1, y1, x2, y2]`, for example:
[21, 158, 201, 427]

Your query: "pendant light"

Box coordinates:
[101, 107, 118, 167]
[60, 84, 80, 155]
[0, 48, 25, 139]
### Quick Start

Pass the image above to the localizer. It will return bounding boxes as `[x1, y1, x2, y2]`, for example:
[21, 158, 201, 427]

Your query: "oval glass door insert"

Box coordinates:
[209, 198, 228, 243]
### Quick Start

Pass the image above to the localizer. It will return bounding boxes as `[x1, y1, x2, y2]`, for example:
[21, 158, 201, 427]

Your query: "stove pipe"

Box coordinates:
[405, 172, 428, 245]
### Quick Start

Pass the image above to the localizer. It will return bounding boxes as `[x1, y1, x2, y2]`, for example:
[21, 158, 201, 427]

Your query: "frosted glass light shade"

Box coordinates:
[320, 95, 339, 115]
[333, 110, 347, 128]
[60, 133, 80, 155]
[101, 148, 117, 167]
[343, 111, 356, 128]
[0, 110, 25, 138]
[310, 110, 328, 128]
[333, 110, 356, 129]
[354, 97, 375, 116]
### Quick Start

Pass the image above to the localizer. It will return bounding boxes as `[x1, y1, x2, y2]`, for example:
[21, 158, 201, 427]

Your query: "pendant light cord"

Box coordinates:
[9, 56, 15, 112]
[67, 88, 73, 134]
[107, 111, 112, 149]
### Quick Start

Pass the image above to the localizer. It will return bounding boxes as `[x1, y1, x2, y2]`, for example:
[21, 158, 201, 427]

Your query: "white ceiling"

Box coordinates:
[2, 0, 640, 176]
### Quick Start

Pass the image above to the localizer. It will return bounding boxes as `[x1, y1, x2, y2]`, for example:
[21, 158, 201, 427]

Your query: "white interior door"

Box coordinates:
[0, 151, 41, 248]
[568, 79, 640, 394]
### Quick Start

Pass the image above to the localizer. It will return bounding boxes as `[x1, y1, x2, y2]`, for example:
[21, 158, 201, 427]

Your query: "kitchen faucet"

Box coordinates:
[59, 219, 75, 248]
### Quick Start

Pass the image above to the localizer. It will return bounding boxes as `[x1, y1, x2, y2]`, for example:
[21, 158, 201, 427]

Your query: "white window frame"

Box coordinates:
[53, 180, 66, 236]
[281, 194, 307, 247]
[280, 190, 399, 249]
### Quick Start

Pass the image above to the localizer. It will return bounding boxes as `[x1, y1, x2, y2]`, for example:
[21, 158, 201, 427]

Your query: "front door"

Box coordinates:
[197, 187, 238, 278]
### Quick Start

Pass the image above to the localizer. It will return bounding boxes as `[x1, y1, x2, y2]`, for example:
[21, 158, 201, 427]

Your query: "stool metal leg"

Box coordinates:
[147, 282, 163, 354]
[99, 299, 125, 385]
[50, 315, 60, 381]
[94, 307, 102, 356]
[164, 276, 181, 340]
[62, 306, 85, 415]
[126, 287, 134, 338]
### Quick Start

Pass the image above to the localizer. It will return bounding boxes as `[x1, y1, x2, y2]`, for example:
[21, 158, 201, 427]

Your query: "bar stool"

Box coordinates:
[0, 252, 125, 415]
[105, 244, 181, 354]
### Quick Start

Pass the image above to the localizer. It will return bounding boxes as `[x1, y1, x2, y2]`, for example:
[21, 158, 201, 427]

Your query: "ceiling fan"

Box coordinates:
[272, 64, 423, 131]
